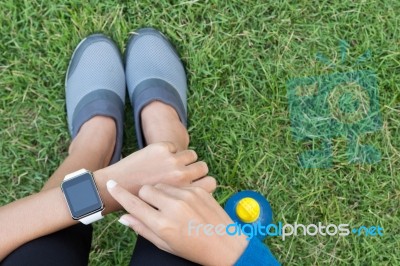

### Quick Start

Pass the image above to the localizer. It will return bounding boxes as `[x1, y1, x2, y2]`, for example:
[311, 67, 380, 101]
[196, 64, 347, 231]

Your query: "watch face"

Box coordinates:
[61, 172, 104, 219]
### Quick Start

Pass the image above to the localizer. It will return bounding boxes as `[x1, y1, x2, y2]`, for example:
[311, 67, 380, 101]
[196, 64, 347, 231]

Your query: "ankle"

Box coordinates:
[141, 101, 179, 122]
[141, 101, 189, 150]
[69, 116, 116, 167]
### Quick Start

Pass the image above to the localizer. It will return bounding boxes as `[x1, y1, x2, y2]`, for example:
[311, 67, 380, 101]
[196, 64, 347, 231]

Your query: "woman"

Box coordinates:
[0, 28, 279, 266]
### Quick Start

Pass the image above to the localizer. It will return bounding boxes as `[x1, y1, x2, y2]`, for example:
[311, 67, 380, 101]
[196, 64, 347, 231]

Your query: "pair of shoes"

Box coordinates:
[65, 28, 187, 165]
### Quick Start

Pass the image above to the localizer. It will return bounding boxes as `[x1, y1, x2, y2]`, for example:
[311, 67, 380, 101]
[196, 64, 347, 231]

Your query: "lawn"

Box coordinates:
[0, 0, 399, 265]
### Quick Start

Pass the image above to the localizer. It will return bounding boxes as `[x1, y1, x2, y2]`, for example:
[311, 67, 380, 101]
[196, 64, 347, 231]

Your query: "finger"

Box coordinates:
[154, 183, 213, 203]
[190, 176, 217, 193]
[107, 180, 161, 229]
[138, 184, 175, 210]
[174, 150, 198, 165]
[153, 183, 189, 200]
[153, 184, 223, 224]
[184, 161, 209, 182]
[184, 186, 226, 219]
[118, 214, 170, 252]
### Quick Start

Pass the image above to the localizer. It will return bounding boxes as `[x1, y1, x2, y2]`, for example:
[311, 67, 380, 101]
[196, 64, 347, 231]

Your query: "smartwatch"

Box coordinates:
[61, 169, 105, 225]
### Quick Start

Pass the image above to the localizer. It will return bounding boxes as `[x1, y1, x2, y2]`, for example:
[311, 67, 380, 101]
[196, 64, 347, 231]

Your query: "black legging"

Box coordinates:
[1, 224, 199, 266]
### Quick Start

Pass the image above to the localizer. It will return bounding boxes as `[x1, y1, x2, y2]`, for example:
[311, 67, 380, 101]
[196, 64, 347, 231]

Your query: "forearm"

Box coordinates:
[0, 143, 206, 260]
[0, 187, 73, 259]
[0, 168, 138, 260]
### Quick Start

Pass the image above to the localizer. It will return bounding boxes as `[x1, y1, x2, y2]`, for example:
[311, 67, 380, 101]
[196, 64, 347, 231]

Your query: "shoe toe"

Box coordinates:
[66, 35, 125, 130]
[125, 28, 187, 111]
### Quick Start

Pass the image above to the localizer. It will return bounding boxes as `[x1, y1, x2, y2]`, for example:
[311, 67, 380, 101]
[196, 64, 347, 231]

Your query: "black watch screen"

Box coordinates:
[61, 172, 104, 219]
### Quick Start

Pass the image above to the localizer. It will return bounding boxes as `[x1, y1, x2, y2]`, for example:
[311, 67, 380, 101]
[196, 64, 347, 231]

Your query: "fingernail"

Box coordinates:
[118, 217, 130, 227]
[107, 179, 117, 189]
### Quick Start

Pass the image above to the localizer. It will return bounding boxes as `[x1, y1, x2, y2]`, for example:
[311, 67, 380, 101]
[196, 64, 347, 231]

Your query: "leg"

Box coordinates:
[141, 101, 189, 151]
[2, 33, 125, 266]
[42, 116, 116, 190]
[128, 103, 198, 266]
[1, 223, 93, 266]
[125, 28, 197, 266]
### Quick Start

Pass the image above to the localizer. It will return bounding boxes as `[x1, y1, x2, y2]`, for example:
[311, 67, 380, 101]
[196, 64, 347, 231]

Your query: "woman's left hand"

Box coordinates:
[107, 181, 248, 266]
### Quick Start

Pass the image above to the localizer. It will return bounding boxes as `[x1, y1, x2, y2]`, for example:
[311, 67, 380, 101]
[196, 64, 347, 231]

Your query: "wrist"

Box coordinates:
[93, 165, 142, 215]
[93, 167, 121, 214]
[224, 234, 249, 266]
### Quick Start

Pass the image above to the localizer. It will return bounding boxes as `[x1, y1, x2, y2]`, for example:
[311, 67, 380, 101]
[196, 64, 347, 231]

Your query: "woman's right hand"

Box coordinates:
[94, 142, 216, 212]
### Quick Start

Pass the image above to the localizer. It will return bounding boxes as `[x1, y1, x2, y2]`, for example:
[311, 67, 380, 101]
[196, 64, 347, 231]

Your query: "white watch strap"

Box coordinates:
[63, 168, 104, 224]
[64, 168, 88, 180]
[80, 212, 104, 225]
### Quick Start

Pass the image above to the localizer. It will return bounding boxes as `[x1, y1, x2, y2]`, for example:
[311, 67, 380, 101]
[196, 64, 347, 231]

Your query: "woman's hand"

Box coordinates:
[107, 181, 248, 266]
[100, 142, 215, 189]
[95, 142, 216, 213]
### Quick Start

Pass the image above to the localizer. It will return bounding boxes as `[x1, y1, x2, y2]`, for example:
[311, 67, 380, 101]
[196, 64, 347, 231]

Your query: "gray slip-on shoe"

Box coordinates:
[66, 34, 125, 165]
[125, 28, 187, 149]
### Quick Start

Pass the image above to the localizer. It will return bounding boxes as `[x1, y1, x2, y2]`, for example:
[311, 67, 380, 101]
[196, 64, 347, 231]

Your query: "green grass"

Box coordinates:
[1, 0, 399, 265]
